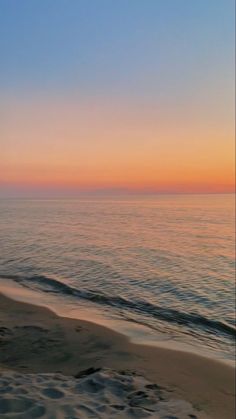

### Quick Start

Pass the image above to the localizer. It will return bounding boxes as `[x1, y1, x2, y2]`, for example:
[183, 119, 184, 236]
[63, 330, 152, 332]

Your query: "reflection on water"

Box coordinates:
[0, 194, 235, 360]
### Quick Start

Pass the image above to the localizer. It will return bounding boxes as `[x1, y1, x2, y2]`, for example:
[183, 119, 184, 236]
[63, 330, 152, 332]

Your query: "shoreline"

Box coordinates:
[1, 278, 234, 367]
[0, 291, 235, 418]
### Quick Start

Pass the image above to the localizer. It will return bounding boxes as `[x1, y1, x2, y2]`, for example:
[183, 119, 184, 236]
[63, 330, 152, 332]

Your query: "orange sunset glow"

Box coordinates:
[1, 95, 234, 195]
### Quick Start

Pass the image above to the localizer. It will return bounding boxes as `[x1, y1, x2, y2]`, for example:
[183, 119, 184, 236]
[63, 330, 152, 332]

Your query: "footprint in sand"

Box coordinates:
[42, 387, 64, 399]
[0, 397, 34, 414]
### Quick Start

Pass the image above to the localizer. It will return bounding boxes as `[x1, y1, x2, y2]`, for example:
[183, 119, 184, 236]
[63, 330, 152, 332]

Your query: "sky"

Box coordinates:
[0, 0, 235, 196]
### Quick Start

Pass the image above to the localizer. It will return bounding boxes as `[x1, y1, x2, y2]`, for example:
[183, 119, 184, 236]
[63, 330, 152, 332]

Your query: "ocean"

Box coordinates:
[0, 194, 235, 361]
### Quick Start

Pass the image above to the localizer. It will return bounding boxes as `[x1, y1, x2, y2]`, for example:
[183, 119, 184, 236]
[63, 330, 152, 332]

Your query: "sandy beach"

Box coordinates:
[0, 292, 234, 418]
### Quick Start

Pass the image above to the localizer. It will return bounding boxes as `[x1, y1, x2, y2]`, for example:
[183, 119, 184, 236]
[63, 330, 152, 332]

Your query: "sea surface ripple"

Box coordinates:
[0, 195, 235, 360]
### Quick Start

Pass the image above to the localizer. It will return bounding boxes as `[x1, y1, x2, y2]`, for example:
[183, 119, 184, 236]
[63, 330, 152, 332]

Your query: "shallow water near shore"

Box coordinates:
[0, 194, 235, 361]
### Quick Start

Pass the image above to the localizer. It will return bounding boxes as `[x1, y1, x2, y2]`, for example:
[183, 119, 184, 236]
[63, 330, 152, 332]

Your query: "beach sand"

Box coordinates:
[0, 292, 234, 418]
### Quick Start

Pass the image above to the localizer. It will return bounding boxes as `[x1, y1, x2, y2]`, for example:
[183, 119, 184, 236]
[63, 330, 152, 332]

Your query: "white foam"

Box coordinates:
[0, 368, 209, 418]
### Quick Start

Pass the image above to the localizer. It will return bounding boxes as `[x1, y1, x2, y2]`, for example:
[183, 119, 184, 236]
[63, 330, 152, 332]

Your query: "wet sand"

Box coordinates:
[0, 292, 235, 418]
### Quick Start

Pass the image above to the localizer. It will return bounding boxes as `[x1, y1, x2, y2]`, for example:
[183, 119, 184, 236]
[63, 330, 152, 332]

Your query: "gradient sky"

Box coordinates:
[0, 0, 235, 196]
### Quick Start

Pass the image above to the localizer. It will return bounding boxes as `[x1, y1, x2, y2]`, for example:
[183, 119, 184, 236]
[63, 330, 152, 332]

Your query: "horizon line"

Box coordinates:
[0, 191, 235, 200]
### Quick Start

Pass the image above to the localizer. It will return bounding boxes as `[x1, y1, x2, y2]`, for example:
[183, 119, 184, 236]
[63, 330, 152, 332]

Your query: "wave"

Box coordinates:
[1, 273, 235, 339]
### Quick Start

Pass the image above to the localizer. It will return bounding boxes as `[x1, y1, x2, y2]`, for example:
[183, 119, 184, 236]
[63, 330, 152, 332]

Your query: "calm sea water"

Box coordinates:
[0, 195, 235, 360]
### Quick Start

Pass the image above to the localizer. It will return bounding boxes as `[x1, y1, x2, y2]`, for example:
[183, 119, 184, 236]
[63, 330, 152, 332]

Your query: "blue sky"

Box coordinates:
[0, 0, 234, 98]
